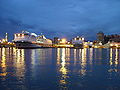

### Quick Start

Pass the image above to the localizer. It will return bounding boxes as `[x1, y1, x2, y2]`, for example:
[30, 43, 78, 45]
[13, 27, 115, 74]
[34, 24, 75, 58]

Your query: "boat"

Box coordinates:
[13, 31, 52, 49]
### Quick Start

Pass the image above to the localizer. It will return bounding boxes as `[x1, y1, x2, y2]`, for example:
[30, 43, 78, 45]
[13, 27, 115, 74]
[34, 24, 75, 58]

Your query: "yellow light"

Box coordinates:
[94, 46, 98, 48]
[61, 38, 66, 44]
[115, 44, 118, 47]
[18, 34, 20, 37]
[22, 34, 24, 37]
[110, 44, 113, 46]
[90, 42, 93, 44]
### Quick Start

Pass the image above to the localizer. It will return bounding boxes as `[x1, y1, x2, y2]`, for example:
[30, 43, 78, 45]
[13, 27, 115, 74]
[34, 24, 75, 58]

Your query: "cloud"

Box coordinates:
[0, 17, 36, 40]
[0, 0, 120, 40]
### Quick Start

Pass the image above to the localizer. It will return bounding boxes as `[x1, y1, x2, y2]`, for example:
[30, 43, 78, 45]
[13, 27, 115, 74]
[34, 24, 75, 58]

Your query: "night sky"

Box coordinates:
[0, 0, 120, 41]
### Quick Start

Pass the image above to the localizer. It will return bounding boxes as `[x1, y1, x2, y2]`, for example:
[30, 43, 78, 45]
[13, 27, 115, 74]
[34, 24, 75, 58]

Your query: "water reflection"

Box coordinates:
[80, 48, 87, 76]
[89, 48, 93, 64]
[57, 48, 69, 89]
[109, 48, 120, 73]
[30, 48, 53, 79]
[110, 48, 113, 66]
[0, 48, 7, 77]
[13, 49, 25, 78]
[36, 48, 52, 65]
[115, 49, 118, 66]
[57, 48, 91, 89]
[57, 48, 120, 89]
[0, 48, 120, 90]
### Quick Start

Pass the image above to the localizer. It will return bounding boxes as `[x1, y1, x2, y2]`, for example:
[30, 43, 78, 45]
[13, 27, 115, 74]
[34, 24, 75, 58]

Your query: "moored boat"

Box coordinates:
[13, 31, 52, 49]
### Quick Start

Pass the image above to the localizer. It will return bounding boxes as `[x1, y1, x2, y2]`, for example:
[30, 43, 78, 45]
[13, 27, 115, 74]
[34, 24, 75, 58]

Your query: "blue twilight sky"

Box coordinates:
[0, 0, 120, 41]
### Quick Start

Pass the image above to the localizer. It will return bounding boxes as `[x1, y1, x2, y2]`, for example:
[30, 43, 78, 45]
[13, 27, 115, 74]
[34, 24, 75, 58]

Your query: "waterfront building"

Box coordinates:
[97, 31, 105, 44]
[109, 42, 120, 48]
[84, 41, 93, 48]
[105, 34, 120, 42]
[71, 36, 84, 44]
[53, 37, 59, 44]
[59, 38, 67, 44]
[71, 36, 85, 48]
[97, 31, 120, 44]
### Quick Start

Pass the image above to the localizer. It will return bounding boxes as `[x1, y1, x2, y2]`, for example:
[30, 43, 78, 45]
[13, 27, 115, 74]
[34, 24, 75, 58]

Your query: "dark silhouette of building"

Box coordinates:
[53, 37, 59, 44]
[105, 34, 120, 43]
[97, 31, 105, 44]
[97, 31, 120, 44]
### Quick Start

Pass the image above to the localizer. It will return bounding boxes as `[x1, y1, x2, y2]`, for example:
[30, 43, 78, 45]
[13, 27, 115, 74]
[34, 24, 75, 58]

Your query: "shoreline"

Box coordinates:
[0, 46, 119, 49]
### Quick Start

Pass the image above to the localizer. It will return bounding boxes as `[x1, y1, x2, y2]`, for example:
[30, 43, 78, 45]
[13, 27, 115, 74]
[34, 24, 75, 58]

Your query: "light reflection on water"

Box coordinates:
[0, 48, 7, 77]
[0, 48, 120, 90]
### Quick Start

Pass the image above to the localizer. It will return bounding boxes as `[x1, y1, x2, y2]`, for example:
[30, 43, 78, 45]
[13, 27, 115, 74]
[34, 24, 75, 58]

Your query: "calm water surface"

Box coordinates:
[0, 48, 120, 90]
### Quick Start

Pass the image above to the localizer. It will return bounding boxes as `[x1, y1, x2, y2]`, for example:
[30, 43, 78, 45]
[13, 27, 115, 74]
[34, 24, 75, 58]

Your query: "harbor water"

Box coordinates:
[0, 48, 120, 90]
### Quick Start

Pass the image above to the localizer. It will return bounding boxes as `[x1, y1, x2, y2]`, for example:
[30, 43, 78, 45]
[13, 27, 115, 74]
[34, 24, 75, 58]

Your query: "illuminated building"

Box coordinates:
[60, 38, 67, 44]
[71, 36, 85, 48]
[84, 41, 93, 48]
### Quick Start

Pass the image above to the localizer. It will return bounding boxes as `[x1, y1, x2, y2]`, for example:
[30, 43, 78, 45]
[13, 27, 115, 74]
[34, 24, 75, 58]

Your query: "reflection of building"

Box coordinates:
[0, 48, 7, 77]
[81, 49, 87, 76]
[109, 48, 119, 73]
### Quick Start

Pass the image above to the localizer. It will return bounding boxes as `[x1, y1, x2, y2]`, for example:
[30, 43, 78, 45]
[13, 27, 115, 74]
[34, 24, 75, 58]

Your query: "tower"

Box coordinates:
[53, 37, 59, 44]
[97, 31, 104, 44]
